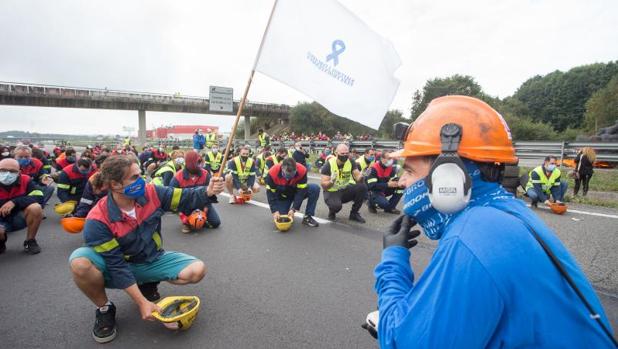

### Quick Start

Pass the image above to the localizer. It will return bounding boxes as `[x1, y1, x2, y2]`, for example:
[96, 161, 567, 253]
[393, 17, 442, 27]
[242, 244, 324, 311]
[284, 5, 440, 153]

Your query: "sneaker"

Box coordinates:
[302, 215, 319, 227]
[138, 282, 161, 302]
[349, 212, 366, 224]
[181, 224, 191, 234]
[385, 208, 401, 215]
[531, 201, 538, 208]
[209, 195, 219, 204]
[93, 303, 117, 343]
[0, 234, 6, 254]
[228, 196, 235, 204]
[23, 239, 41, 255]
[328, 211, 336, 221]
[368, 205, 378, 214]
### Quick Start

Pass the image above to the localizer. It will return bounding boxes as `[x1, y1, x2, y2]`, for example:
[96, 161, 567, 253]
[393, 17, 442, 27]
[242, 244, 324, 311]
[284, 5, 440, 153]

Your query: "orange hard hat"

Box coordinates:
[549, 202, 567, 215]
[187, 209, 207, 230]
[60, 217, 86, 234]
[393, 96, 518, 164]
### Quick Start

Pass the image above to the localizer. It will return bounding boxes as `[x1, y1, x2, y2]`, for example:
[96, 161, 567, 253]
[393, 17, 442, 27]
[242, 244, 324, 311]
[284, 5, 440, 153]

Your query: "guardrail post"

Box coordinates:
[244, 115, 251, 140]
[559, 141, 565, 169]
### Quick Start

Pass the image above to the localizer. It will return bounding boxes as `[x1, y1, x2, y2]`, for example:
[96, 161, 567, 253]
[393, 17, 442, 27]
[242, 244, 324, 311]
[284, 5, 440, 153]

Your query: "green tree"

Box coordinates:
[377, 110, 408, 139]
[289, 102, 376, 136]
[584, 74, 618, 133]
[514, 61, 618, 131]
[410, 75, 485, 120]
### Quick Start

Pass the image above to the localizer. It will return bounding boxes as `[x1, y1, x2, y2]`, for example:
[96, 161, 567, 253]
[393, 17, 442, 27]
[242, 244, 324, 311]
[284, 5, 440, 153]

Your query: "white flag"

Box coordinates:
[255, 0, 402, 130]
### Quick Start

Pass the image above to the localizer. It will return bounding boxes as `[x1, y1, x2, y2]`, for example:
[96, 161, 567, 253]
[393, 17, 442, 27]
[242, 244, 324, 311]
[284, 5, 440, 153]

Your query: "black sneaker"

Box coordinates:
[328, 211, 336, 221]
[385, 208, 401, 215]
[368, 205, 378, 214]
[349, 212, 366, 224]
[531, 201, 538, 208]
[138, 282, 161, 302]
[302, 215, 319, 227]
[23, 239, 41, 255]
[93, 303, 117, 344]
[0, 234, 6, 254]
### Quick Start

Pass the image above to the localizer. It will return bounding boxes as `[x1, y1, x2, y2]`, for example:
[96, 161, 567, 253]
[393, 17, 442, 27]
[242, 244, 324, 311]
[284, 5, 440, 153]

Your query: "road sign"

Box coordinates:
[209, 86, 233, 112]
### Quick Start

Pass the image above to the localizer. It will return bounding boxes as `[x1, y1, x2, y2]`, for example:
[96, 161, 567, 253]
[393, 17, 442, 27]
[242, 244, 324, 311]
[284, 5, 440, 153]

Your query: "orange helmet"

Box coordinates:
[60, 217, 86, 234]
[549, 202, 567, 215]
[187, 209, 207, 230]
[393, 96, 518, 164]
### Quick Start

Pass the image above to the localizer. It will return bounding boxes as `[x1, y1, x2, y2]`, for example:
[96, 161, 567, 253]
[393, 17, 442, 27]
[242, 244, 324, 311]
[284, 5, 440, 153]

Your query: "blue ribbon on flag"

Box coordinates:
[326, 40, 346, 66]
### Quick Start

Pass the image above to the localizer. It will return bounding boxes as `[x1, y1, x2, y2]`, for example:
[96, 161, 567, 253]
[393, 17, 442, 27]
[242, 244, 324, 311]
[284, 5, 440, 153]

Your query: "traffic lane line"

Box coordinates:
[219, 192, 331, 224]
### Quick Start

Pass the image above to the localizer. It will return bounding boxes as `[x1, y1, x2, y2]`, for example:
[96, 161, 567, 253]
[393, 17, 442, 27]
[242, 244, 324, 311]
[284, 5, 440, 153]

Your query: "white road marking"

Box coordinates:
[219, 192, 330, 224]
[533, 205, 618, 220]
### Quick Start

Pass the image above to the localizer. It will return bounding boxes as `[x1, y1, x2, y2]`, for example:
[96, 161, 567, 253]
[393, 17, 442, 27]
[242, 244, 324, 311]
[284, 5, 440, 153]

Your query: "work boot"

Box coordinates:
[531, 201, 538, 208]
[181, 224, 191, 234]
[138, 282, 161, 302]
[302, 215, 319, 227]
[23, 239, 41, 255]
[328, 211, 336, 221]
[385, 208, 401, 215]
[368, 205, 378, 214]
[93, 302, 117, 344]
[209, 195, 219, 203]
[349, 212, 366, 224]
[0, 234, 6, 254]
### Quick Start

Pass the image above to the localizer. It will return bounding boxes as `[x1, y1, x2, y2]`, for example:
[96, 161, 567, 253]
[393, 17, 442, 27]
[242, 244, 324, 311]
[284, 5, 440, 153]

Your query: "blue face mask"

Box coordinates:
[402, 177, 452, 240]
[0, 171, 19, 186]
[17, 158, 32, 167]
[546, 164, 556, 172]
[283, 170, 296, 180]
[67, 156, 76, 163]
[366, 156, 375, 162]
[79, 167, 91, 175]
[123, 177, 146, 199]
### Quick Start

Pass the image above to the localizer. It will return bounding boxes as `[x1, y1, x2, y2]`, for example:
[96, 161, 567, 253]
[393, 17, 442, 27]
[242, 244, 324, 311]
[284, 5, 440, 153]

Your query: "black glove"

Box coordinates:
[361, 322, 378, 339]
[383, 215, 421, 249]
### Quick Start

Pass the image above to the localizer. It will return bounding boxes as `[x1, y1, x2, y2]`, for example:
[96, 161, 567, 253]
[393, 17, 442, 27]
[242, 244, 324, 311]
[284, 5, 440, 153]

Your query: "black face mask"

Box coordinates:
[240, 156, 249, 162]
[276, 156, 284, 162]
[337, 155, 349, 162]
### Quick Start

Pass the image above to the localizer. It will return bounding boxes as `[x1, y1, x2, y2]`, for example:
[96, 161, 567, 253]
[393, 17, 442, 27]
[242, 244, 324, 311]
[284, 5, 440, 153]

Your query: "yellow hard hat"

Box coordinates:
[152, 296, 201, 331]
[274, 215, 293, 232]
[54, 200, 77, 216]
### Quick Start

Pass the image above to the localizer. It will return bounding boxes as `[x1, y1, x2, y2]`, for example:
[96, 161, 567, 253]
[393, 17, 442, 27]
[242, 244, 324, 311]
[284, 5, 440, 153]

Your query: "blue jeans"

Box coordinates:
[369, 189, 402, 211]
[272, 183, 320, 216]
[527, 181, 568, 203]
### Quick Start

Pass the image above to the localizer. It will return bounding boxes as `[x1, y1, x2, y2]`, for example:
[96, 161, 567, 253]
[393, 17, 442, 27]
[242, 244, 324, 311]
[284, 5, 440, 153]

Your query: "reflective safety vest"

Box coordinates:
[258, 133, 269, 147]
[152, 160, 177, 186]
[206, 151, 222, 171]
[356, 155, 374, 173]
[525, 166, 561, 194]
[327, 157, 355, 192]
[233, 156, 255, 182]
[205, 133, 217, 148]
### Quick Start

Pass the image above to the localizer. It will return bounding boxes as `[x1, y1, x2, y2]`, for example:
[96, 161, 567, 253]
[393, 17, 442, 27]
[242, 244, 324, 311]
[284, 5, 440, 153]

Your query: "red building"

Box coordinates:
[147, 125, 219, 140]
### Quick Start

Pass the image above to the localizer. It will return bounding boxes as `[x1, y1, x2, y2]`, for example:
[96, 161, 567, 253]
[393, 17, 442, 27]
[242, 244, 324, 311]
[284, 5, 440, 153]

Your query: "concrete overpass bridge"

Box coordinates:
[0, 81, 290, 143]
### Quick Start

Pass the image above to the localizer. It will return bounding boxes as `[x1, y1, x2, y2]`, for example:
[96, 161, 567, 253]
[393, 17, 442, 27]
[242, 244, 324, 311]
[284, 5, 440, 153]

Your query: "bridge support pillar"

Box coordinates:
[138, 109, 146, 145]
[244, 115, 251, 141]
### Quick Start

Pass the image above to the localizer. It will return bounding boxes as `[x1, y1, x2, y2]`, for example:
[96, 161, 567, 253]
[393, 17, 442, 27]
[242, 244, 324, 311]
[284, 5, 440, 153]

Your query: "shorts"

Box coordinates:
[69, 248, 198, 289]
[0, 212, 27, 233]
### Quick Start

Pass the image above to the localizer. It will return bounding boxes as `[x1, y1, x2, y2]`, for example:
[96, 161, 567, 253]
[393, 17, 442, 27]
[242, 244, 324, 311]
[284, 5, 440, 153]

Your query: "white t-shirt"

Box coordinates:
[122, 207, 137, 219]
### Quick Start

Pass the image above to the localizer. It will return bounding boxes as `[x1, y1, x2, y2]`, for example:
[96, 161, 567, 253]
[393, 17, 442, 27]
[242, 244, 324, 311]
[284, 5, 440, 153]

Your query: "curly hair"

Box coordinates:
[91, 155, 137, 191]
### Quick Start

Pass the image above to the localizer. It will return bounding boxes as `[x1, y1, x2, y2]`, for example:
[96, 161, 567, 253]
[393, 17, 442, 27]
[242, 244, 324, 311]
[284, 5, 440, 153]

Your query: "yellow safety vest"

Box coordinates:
[355, 155, 374, 173]
[327, 157, 355, 192]
[206, 133, 217, 148]
[206, 151, 222, 171]
[233, 156, 255, 182]
[525, 166, 561, 194]
[152, 160, 176, 186]
[258, 133, 269, 147]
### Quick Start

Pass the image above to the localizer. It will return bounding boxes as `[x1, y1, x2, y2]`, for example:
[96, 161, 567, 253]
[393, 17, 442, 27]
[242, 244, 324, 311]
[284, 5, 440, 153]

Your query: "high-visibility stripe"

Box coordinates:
[367, 178, 378, 183]
[152, 232, 162, 249]
[93, 239, 119, 253]
[170, 188, 182, 211]
[28, 190, 44, 196]
[80, 198, 94, 205]
[70, 187, 77, 194]
[297, 183, 307, 188]
[57, 183, 70, 189]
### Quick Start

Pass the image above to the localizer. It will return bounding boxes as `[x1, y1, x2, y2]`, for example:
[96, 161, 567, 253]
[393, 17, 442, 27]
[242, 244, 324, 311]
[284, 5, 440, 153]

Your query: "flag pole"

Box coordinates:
[217, 0, 279, 178]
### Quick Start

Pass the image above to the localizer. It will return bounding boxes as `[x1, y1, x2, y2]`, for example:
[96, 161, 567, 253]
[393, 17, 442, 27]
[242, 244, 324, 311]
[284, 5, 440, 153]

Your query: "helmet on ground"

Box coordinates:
[549, 202, 567, 215]
[54, 201, 77, 216]
[392, 95, 518, 164]
[60, 216, 85, 234]
[152, 296, 201, 330]
[240, 191, 252, 202]
[187, 209, 207, 230]
[274, 215, 293, 232]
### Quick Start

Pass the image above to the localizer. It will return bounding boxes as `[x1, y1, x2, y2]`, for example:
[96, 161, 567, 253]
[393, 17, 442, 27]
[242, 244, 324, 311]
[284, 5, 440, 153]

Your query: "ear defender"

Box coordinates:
[426, 123, 472, 214]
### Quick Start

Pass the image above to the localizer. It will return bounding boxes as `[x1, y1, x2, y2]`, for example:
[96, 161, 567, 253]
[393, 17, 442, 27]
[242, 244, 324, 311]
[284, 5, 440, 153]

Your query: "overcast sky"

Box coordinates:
[1, 0, 617, 135]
